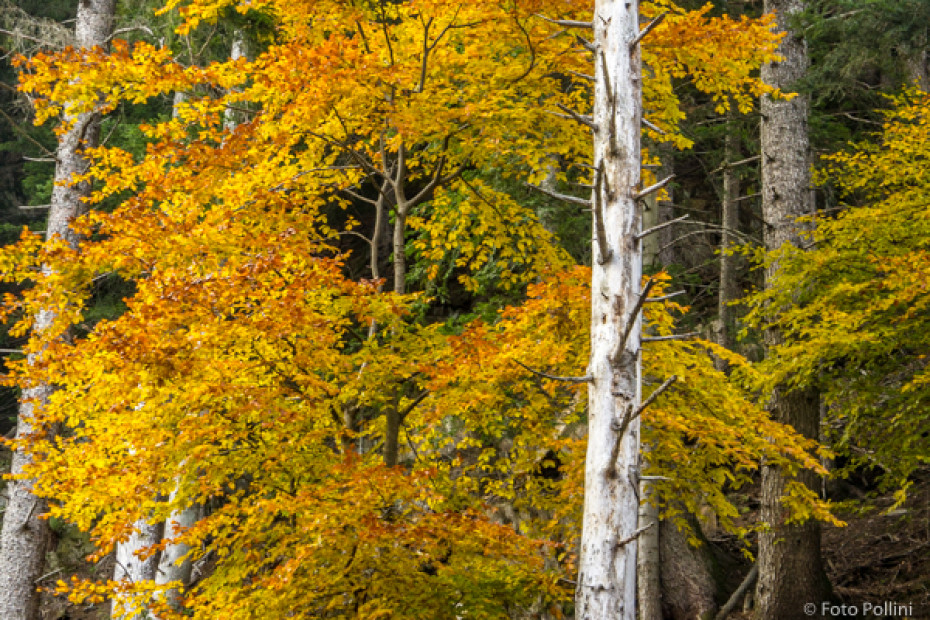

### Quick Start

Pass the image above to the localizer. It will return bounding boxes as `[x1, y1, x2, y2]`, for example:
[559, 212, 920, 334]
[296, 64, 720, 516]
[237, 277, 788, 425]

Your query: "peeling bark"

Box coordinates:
[575, 0, 643, 617]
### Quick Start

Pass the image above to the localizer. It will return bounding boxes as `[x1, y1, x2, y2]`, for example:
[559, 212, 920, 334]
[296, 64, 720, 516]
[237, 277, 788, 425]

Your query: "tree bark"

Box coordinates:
[636, 482, 661, 620]
[575, 0, 643, 618]
[0, 3, 114, 618]
[715, 124, 741, 366]
[112, 521, 164, 619]
[754, 0, 831, 617]
[156, 499, 202, 612]
[659, 517, 716, 620]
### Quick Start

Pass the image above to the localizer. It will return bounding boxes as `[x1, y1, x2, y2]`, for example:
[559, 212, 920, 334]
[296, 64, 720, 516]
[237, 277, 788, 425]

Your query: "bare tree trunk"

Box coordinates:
[0, 3, 114, 618]
[715, 123, 741, 369]
[636, 481, 661, 620]
[575, 0, 643, 617]
[754, 1, 831, 616]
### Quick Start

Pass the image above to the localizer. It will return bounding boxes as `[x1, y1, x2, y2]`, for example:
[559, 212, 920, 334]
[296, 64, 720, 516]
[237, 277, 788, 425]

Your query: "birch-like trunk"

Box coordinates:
[575, 0, 643, 617]
[755, 0, 831, 616]
[0, 3, 114, 618]
[155, 497, 202, 612]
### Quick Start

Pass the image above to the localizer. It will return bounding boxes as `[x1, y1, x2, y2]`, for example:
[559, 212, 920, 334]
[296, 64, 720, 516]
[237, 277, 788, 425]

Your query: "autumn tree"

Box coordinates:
[746, 86, 930, 515]
[0, 0, 831, 618]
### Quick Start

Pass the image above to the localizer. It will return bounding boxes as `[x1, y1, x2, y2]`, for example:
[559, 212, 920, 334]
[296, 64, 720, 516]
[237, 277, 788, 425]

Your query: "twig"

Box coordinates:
[633, 175, 675, 202]
[634, 375, 677, 418]
[635, 214, 689, 241]
[714, 564, 759, 620]
[619, 278, 657, 351]
[642, 117, 666, 135]
[524, 182, 590, 207]
[514, 360, 592, 384]
[710, 154, 760, 175]
[616, 522, 655, 548]
[641, 332, 699, 343]
[645, 290, 685, 303]
[554, 103, 597, 131]
[629, 12, 667, 51]
[535, 14, 592, 29]
[34, 567, 63, 584]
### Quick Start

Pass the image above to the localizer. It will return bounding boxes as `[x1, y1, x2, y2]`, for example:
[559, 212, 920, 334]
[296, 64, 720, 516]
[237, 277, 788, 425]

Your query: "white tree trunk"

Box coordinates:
[0, 2, 114, 618]
[156, 499, 201, 611]
[575, 0, 643, 617]
[112, 521, 164, 619]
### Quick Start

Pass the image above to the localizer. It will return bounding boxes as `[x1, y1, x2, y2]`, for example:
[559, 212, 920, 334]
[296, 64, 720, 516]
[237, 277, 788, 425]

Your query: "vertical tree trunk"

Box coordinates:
[112, 521, 164, 619]
[755, 1, 831, 616]
[575, 0, 643, 618]
[636, 484, 661, 620]
[715, 123, 741, 368]
[0, 3, 114, 618]
[156, 497, 202, 612]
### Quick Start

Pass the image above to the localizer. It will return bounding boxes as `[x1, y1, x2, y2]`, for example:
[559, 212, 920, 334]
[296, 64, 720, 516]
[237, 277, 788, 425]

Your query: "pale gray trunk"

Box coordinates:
[636, 480, 661, 620]
[112, 521, 164, 619]
[575, 0, 642, 617]
[156, 498, 202, 612]
[0, 3, 114, 618]
[755, 0, 830, 616]
[715, 124, 741, 367]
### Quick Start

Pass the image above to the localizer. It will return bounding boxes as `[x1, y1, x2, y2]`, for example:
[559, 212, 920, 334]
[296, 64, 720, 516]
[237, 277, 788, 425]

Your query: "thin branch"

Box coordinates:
[634, 213, 689, 241]
[575, 35, 596, 52]
[554, 103, 597, 131]
[535, 14, 592, 29]
[634, 375, 677, 418]
[633, 174, 675, 201]
[641, 332, 699, 343]
[514, 360, 592, 384]
[616, 523, 655, 548]
[710, 154, 760, 175]
[714, 564, 759, 620]
[0, 349, 23, 354]
[641, 117, 666, 135]
[619, 277, 657, 351]
[17, 204, 50, 210]
[524, 182, 590, 207]
[629, 12, 667, 51]
[645, 290, 685, 303]
[567, 69, 595, 82]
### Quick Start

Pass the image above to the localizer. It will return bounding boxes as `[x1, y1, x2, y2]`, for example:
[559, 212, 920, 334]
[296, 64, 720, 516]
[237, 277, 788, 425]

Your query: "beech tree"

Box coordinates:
[0, 0, 832, 618]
